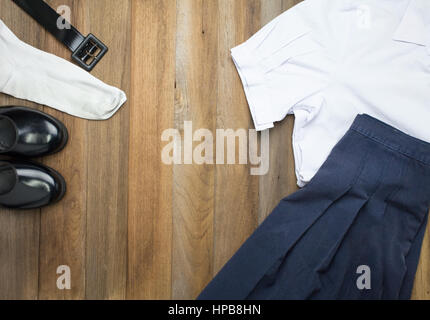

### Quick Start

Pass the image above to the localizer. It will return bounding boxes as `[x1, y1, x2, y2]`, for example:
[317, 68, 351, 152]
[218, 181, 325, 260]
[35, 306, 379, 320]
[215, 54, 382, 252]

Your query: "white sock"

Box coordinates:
[0, 19, 126, 120]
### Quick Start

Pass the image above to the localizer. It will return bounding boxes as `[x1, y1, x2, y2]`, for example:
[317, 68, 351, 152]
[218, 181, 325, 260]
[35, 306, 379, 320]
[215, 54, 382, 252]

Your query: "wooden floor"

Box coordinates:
[0, 0, 429, 300]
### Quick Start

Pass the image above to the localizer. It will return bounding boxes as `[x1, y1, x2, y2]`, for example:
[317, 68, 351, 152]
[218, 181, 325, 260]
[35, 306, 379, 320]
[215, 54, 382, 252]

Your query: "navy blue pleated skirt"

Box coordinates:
[198, 114, 430, 300]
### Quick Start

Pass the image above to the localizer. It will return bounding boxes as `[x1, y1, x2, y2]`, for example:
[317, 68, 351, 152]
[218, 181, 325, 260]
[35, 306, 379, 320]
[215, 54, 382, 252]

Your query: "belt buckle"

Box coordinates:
[71, 34, 108, 72]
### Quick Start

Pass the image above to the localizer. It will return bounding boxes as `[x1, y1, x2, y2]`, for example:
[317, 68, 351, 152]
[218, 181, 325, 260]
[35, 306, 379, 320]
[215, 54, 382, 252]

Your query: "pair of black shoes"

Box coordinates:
[0, 106, 68, 209]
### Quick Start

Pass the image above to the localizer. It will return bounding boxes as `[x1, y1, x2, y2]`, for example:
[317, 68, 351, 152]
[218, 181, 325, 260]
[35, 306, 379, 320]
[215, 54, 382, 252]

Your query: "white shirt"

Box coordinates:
[231, 0, 430, 187]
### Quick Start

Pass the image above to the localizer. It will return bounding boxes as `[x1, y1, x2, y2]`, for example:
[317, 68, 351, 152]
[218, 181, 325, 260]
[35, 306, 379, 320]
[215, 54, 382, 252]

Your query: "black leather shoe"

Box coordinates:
[0, 160, 66, 209]
[0, 106, 68, 157]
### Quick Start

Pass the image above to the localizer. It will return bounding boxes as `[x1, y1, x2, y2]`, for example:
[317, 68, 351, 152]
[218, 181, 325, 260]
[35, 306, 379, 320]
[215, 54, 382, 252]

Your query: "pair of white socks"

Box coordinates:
[0, 19, 126, 120]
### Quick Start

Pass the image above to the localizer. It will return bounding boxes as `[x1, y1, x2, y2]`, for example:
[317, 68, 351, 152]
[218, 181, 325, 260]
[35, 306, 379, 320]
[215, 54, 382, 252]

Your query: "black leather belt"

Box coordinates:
[12, 0, 108, 71]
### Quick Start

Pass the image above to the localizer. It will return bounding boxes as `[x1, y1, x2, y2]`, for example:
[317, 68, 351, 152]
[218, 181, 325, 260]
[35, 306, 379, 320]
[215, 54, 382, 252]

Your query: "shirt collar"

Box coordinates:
[393, 0, 430, 54]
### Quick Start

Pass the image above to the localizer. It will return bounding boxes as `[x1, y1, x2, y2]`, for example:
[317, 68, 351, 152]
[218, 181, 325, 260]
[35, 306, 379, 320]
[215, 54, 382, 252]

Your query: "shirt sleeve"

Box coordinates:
[231, 0, 330, 131]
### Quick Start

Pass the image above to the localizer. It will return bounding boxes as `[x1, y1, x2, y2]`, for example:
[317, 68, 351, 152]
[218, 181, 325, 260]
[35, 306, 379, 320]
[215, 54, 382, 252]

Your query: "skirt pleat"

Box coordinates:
[198, 115, 430, 300]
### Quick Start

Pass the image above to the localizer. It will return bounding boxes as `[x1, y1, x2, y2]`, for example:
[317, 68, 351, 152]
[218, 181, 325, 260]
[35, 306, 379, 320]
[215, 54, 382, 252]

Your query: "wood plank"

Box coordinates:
[84, 0, 131, 299]
[38, 0, 87, 300]
[127, 0, 176, 300]
[0, 0, 43, 300]
[0, 208, 40, 300]
[171, 0, 219, 299]
[212, 0, 261, 282]
[412, 212, 430, 300]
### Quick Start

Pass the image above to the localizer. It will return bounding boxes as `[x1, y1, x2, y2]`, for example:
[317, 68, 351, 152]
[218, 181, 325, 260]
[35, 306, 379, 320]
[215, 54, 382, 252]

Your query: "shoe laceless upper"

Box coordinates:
[0, 160, 66, 209]
[0, 106, 68, 157]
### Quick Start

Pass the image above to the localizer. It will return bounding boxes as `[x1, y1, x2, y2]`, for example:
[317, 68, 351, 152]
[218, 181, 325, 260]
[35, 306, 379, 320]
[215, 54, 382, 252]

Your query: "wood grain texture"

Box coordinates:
[412, 210, 430, 300]
[84, 0, 131, 300]
[127, 0, 176, 300]
[172, 0, 218, 299]
[0, 0, 429, 300]
[212, 0, 261, 278]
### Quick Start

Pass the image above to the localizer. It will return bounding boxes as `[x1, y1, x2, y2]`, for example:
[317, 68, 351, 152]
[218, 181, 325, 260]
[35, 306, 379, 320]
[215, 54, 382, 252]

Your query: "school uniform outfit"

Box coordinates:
[231, 0, 430, 187]
[199, 0, 430, 300]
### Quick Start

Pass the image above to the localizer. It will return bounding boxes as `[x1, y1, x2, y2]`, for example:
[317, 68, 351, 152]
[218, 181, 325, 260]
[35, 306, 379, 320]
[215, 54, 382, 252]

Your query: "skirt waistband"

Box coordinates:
[351, 114, 430, 166]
